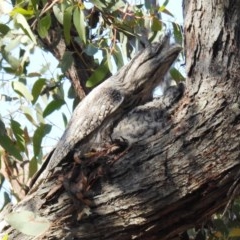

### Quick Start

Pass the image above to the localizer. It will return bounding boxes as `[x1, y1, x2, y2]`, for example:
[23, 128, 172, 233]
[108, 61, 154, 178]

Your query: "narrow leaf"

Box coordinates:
[62, 113, 68, 128]
[159, 0, 169, 12]
[84, 44, 98, 56]
[172, 22, 183, 44]
[53, 5, 64, 24]
[0, 134, 22, 160]
[33, 124, 52, 157]
[169, 68, 185, 82]
[43, 99, 65, 118]
[21, 106, 37, 126]
[89, 0, 106, 10]
[11, 7, 34, 17]
[86, 60, 109, 88]
[14, 13, 36, 44]
[0, 24, 10, 35]
[5, 211, 50, 237]
[112, 45, 124, 70]
[29, 156, 38, 178]
[31, 78, 46, 104]
[37, 14, 51, 38]
[73, 7, 86, 44]
[10, 119, 25, 151]
[12, 81, 33, 101]
[63, 6, 73, 45]
[151, 17, 162, 31]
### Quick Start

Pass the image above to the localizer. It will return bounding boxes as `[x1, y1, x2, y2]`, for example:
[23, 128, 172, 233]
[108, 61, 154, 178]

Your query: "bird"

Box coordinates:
[39, 34, 182, 178]
[111, 83, 185, 145]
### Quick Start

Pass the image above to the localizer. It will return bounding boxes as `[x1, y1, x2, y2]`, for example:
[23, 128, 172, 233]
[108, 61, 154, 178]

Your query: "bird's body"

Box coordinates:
[44, 35, 182, 174]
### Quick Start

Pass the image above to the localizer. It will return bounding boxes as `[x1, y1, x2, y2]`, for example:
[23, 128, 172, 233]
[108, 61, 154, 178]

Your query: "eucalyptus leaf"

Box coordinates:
[32, 78, 46, 104]
[10, 119, 25, 152]
[5, 210, 50, 237]
[21, 106, 37, 126]
[33, 124, 52, 157]
[86, 60, 109, 88]
[0, 134, 23, 160]
[37, 14, 51, 38]
[14, 13, 36, 44]
[169, 68, 185, 82]
[53, 4, 64, 24]
[172, 22, 183, 45]
[43, 99, 65, 118]
[0, 23, 10, 35]
[89, 0, 106, 10]
[63, 6, 73, 45]
[73, 7, 86, 44]
[12, 81, 33, 102]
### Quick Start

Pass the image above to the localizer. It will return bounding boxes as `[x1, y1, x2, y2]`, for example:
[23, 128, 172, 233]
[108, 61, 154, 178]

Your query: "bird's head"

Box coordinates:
[118, 34, 182, 104]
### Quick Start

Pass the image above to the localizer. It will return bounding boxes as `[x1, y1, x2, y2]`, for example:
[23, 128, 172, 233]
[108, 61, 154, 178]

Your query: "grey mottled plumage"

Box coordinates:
[45, 35, 182, 173]
[111, 83, 185, 144]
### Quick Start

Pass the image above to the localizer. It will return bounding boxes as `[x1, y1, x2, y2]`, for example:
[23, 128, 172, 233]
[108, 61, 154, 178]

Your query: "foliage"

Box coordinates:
[4, 210, 50, 237]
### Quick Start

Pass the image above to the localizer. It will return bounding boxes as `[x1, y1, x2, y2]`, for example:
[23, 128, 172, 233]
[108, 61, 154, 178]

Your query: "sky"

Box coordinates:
[0, 0, 183, 207]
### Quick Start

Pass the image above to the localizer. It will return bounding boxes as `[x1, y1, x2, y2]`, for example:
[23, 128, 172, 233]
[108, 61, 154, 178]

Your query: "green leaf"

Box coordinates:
[35, 103, 45, 124]
[5, 211, 50, 237]
[29, 156, 38, 178]
[73, 7, 86, 44]
[31, 0, 38, 12]
[37, 14, 51, 38]
[31, 78, 46, 104]
[59, 51, 74, 73]
[1, 233, 8, 240]
[86, 60, 109, 88]
[84, 44, 98, 56]
[11, 7, 34, 17]
[169, 68, 185, 82]
[0, 134, 23, 160]
[10, 119, 25, 152]
[172, 22, 183, 44]
[33, 124, 52, 157]
[53, 4, 64, 24]
[14, 13, 36, 44]
[151, 17, 162, 32]
[2, 48, 21, 70]
[0, 118, 6, 135]
[0, 24, 10, 35]
[12, 81, 33, 101]
[89, 0, 106, 10]
[63, 6, 73, 45]
[108, 0, 125, 12]
[162, 8, 174, 17]
[62, 113, 68, 128]
[21, 106, 37, 126]
[43, 99, 65, 118]
[112, 45, 124, 70]
[159, 0, 169, 12]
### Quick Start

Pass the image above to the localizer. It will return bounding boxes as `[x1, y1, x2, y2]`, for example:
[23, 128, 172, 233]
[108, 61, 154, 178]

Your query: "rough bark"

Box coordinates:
[1, 0, 240, 239]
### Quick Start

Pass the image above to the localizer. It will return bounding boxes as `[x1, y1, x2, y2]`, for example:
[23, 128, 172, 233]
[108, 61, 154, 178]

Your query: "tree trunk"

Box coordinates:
[1, 0, 240, 239]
